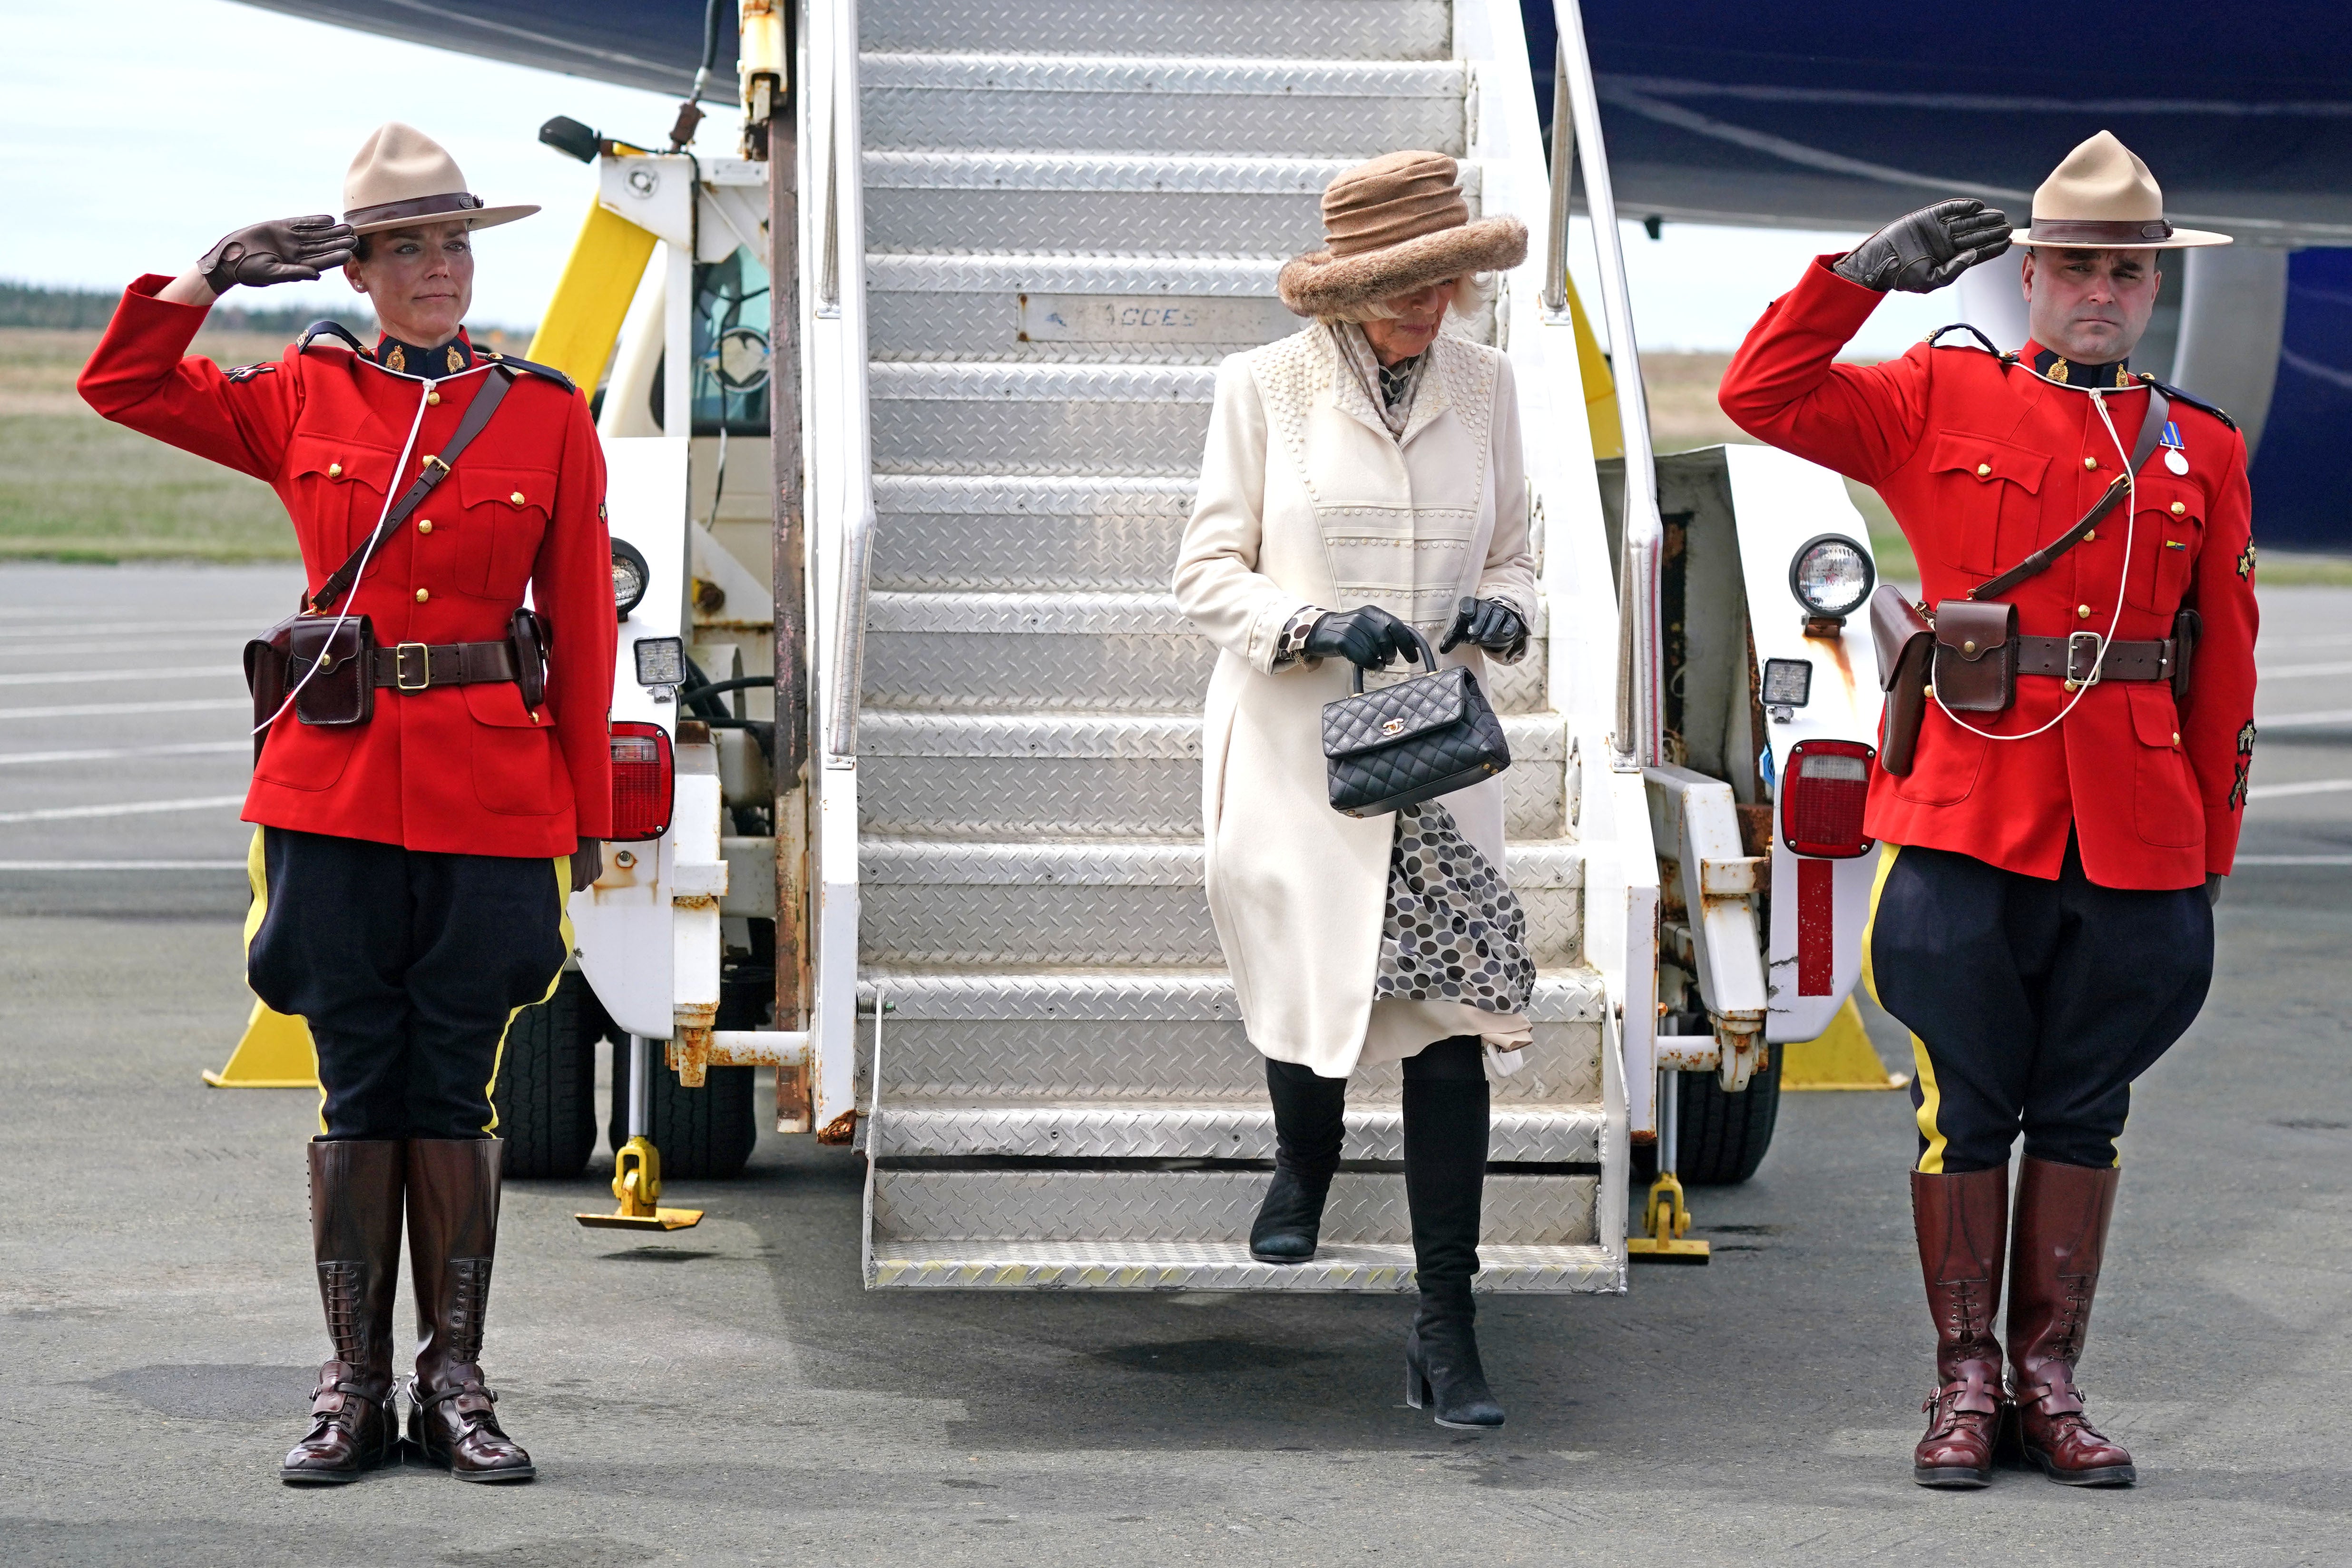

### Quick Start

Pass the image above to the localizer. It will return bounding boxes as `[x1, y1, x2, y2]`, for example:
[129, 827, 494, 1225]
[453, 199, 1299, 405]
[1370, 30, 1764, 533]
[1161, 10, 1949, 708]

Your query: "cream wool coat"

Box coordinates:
[1174, 325, 1538, 1078]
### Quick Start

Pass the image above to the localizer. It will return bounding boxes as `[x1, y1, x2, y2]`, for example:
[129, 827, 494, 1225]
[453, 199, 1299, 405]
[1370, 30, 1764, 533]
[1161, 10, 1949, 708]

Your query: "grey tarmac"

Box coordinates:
[1, 565, 2347, 1567]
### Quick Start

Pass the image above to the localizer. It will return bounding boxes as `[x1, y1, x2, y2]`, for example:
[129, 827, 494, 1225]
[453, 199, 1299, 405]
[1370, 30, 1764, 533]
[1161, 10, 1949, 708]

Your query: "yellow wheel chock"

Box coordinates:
[1627, 1171, 1710, 1264]
[202, 1001, 320, 1088]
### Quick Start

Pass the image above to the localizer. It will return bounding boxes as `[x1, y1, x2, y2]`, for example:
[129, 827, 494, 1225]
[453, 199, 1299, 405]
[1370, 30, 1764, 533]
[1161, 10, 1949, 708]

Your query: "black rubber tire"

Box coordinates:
[605, 1040, 757, 1180]
[491, 970, 600, 1179]
[1632, 1055, 1783, 1187]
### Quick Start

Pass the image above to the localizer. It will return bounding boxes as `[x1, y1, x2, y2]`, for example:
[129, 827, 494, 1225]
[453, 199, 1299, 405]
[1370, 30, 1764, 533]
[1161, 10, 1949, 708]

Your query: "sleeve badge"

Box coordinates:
[2237, 540, 2258, 580]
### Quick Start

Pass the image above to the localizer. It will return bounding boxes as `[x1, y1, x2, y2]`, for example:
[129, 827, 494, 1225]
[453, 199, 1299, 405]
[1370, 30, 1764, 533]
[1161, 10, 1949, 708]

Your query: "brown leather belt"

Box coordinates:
[2013, 632, 2174, 685]
[369, 639, 518, 692]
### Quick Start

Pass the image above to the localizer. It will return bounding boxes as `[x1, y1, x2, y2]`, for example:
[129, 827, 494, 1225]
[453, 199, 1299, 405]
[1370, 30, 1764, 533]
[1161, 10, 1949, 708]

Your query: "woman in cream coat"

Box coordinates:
[1173, 151, 1536, 1429]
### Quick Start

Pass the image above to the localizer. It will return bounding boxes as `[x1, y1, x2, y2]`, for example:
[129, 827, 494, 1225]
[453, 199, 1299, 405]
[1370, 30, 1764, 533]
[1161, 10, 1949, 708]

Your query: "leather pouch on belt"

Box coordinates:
[287, 614, 376, 727]
[1869, 583, 1933, 776]
[1931, 599, 2018, 713]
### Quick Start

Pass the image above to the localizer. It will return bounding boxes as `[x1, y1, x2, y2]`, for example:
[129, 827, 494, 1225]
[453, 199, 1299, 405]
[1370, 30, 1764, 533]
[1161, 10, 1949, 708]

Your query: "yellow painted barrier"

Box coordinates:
[524, 200, 660, 395]
[203, 1000, 319, 1089]
[1781, 996, 1908, 1091]
[1565, 279, 1624, 462]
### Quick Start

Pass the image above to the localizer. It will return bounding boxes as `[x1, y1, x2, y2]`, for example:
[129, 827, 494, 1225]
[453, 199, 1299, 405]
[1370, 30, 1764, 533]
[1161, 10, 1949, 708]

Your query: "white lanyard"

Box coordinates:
[1931, 382, 2140, 743]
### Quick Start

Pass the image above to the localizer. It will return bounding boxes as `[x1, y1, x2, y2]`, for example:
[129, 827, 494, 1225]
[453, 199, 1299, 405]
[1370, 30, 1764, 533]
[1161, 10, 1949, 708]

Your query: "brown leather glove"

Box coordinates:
[199, 215, 357, 293]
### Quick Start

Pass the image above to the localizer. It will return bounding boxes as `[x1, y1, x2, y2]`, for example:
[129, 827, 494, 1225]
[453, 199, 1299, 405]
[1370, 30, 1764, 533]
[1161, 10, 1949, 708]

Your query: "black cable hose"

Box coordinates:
[697, 0, 725, 85]
[679, 674, 777, 704]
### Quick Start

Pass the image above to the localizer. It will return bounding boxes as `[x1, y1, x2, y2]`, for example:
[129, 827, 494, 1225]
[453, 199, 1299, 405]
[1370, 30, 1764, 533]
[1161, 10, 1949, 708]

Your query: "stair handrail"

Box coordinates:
[1548, 0, 1664, 768]
[821, 0, 874, 766]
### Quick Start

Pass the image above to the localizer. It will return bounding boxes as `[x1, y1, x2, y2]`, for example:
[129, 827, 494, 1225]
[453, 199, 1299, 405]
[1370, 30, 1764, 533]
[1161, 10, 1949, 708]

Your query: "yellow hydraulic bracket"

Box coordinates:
[1627, 1171, 1710, 1264]
[576, 1135, 703, 1231]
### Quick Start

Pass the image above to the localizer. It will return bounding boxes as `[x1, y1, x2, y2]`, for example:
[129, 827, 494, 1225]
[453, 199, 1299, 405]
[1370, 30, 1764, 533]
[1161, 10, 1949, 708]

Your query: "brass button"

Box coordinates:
[1976, 462, 1991, 478]
[417, 519, 433, 535]
[2084, 456, 2099, 470]
[2084, 529, 2096, 541]
[327, 462, 343, 478]
[2171, 501, 2186, 517]
[2171, 731, 2181, 745]
[414, 588, 430, 604]
[2077, 604, 2092, 619]
[426, 390, 441, 406]
[510, 490, 527, 507]
[2064, 678, 2080, 692]
[1962, 639, 1978, 655]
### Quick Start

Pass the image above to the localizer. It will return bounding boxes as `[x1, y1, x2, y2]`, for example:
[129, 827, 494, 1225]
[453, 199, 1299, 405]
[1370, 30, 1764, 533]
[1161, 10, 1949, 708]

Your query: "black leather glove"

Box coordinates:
[2206, 873, 2223, 908]
[1832, 199, 2011, 294]
[199, 215, 357, 294]
[1440, 596, 1527, 655]
[1305, 605, 1422, 671]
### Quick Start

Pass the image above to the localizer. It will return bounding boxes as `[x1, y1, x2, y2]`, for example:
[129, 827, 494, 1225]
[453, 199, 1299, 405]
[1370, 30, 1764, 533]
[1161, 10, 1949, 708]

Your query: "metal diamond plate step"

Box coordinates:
[865, 152, 1476, 256]
[861, 591, 1550, 715]
[858, 838, 1585, 967]
[871, 1101, 1604, 1162]
[867, 1240, 1620, 1292]
[871, 1167, 1598, 1246]
[863, 54, 1465, 157]
[857, 966, 1606, 1103]
[859, 710, 1569, 838]
[863, 0, 1452, 62]
[871, 362, 1214, 476]
[869, 254, 1294, 365]
[874, 475, 1195, 591]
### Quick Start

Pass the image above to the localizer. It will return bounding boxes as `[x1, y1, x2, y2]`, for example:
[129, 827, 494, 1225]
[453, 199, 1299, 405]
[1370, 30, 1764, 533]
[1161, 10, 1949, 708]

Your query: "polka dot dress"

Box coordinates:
[1372, 800, 1535, 1015]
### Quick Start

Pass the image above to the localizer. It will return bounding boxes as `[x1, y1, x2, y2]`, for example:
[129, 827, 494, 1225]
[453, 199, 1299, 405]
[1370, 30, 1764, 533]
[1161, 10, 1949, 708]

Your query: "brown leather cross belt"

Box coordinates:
[2014, 632, 2174, 685]
[369, 639, 518, 692]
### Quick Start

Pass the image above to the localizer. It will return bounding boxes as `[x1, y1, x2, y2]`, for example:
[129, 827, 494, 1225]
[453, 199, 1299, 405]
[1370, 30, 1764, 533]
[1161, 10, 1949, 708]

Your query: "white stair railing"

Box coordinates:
[805, 0, 873, 1139]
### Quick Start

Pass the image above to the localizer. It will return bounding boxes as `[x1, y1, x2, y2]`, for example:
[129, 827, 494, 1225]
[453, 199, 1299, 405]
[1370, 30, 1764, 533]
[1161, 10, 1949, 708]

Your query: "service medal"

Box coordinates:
[2160, 419, 2188, 474]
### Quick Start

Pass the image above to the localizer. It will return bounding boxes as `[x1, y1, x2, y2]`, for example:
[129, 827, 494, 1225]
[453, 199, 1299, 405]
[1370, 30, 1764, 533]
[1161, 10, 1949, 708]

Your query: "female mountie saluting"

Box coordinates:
[1175, 151, 1534, 1428]
[80, 122, 616, 1484]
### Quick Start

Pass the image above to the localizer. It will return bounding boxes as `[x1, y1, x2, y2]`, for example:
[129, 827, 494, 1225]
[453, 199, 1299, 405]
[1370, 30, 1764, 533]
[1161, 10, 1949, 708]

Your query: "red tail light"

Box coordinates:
[1780, 738, 1876, 858]
[608, 721, 673, 842]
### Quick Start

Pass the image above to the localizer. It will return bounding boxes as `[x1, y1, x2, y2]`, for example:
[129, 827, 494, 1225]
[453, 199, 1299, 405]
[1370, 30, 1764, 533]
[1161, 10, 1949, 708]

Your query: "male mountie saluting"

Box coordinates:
[80, 123, 616, 1484]
[1719, 131, 2257, 1490]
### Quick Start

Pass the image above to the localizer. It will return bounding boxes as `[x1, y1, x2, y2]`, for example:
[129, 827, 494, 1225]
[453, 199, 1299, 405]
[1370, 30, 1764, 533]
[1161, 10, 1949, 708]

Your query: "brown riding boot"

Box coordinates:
[1910, 1166, 2009, 1488]
[281, 1140, 404, 1485]
[2008, 1157, 2136, 1486]
[406, 1138, 535, 1482]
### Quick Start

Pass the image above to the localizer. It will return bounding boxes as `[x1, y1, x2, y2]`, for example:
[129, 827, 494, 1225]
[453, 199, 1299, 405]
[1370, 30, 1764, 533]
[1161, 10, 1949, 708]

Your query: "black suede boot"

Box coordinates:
[1401, 1037, 1502, 1429]
[1250, 1059, 1347, 1263]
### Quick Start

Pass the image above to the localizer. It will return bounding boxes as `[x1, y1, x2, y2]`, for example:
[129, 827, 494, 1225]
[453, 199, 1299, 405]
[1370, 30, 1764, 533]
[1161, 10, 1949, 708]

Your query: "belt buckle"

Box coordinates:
[2067, 629, 2104, 687]
[394, 641, 432, 692]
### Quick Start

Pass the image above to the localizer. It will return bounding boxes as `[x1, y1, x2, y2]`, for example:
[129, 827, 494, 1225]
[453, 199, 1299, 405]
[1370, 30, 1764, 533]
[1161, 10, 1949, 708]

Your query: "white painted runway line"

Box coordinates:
[0, 697, 247, 720]
[0, 794, 245, 824]
[0, 666, 241, 688]
[0, 637, 248, 659]
[0, 740, 250, 767]
[0, 618, 275, 639]
[2235, 855, 2352, 866]
[2248, 778, 2352, 801]
[0, 860, 245, 870]
[2254, 661, 2352, 680]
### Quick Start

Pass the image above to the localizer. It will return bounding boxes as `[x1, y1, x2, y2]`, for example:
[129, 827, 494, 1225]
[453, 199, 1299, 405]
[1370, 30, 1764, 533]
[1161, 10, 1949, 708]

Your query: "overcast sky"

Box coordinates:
[0, 0, 1960, 352]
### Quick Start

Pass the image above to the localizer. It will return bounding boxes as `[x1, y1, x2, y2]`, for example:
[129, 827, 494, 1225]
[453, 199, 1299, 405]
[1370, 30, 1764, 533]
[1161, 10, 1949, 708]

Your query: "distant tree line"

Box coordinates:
[2, 278, 377, 333]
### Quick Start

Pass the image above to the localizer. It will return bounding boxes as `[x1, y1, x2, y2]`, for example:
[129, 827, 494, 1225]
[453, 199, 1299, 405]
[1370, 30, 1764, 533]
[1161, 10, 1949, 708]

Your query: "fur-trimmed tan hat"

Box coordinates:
[1277, 150, 1529, 318]
[343, 122, 539, 236]
[2014, 130, 2228, 250]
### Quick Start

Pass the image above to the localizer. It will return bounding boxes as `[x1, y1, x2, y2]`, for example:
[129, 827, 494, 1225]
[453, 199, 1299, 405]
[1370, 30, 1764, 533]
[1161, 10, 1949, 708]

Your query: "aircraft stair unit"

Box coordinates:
[800, 0, 1650, 1290]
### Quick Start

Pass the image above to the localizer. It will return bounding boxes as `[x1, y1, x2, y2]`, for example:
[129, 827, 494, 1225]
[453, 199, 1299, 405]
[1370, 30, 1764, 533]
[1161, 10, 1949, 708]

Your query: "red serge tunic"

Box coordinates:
[79, 275, 616, 857]
[1719, 257, 2258, 892]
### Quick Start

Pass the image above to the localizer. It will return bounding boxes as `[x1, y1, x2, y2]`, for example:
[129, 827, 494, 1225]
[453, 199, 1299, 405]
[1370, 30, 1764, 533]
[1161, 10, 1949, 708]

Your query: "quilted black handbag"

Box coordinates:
[1321, 623, 1511, 817]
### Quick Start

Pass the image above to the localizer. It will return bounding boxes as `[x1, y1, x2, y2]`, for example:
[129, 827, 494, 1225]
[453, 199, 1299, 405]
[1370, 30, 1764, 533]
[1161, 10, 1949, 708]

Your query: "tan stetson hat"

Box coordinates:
[343, 122, 538, 236]
[2015, 130, 2228, 250]
[1277, 150, 1528, 318]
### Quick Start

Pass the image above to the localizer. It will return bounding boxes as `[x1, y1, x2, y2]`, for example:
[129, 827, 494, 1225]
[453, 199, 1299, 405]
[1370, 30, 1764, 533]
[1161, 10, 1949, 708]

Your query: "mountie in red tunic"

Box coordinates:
[80, 275, 617, 857]
[1720, 257, 2258, 892]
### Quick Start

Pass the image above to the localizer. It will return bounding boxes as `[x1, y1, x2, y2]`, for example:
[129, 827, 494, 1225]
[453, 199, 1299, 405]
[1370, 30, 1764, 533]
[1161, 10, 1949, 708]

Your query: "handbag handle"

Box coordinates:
[1349, 622, 1441, 695]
